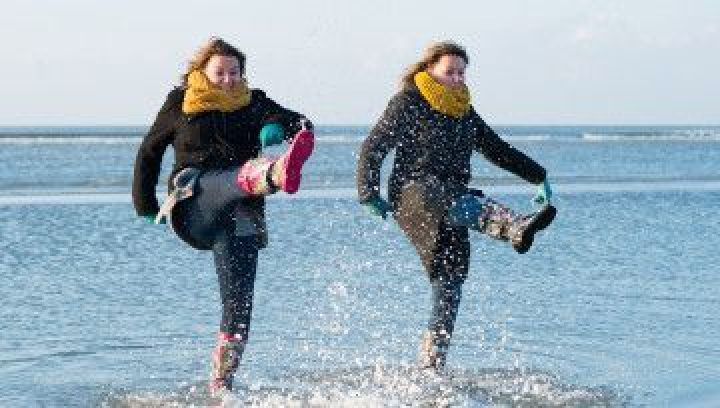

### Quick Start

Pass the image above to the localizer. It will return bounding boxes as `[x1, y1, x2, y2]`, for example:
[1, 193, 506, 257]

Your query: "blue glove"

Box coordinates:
[363, 196, 392, 220]
[259, 123, 285, 148]
[141, 214, 166, 225]
[533, 179, 553, 205]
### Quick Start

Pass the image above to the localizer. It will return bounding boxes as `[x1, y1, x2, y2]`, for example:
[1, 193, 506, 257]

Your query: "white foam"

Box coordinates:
[231, 364, 616, 407]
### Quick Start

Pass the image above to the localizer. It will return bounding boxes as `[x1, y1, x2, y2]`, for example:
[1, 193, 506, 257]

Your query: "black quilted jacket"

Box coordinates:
[133, 87, 307, 216]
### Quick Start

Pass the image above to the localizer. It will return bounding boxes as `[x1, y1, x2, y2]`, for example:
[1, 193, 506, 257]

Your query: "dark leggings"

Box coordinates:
[429, 275, 464, 350]
[397, 212, 469, 349]
[212, 234, 259, 338]
[179, 169, 260, 340]
[391, 181, 471, 351]
[425, 225, 468, 349]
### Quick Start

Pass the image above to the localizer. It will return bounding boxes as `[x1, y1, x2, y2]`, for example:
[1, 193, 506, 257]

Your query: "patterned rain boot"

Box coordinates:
[236, 127, 315, 195]
[449, 195, 556, 254]
[418, 331, 448, 371]
[506, 204, 557, 254]
[209, 332, 246, 396]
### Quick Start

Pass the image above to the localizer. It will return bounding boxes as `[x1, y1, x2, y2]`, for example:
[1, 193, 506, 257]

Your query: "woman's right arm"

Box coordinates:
[132, 89, 182, 216]
[356, 92, 407, 203]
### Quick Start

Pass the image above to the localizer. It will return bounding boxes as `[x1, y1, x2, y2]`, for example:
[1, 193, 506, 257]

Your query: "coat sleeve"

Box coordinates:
[255, 90, 311, 140]
[471, 111, 546, 184]
[132, 89, 181, 216]
[356, 92, 407, 203]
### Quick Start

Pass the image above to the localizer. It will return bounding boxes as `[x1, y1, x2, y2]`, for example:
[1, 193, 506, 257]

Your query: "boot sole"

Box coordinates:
[513, 205, 557, 254]
[282, 130, 314, 194]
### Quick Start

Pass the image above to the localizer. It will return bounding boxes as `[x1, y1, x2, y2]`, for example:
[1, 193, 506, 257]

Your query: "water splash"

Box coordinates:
[101, 364, 622, 407]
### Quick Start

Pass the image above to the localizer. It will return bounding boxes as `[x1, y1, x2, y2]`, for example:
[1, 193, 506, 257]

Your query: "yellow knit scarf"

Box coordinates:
[182, 70, 251, 114]
[414, 71, 471, 118]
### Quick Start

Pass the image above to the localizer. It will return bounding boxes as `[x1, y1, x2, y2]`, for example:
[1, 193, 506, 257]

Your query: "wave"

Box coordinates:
[3, 179, 720, 205]
[0, 136, 144, 144]
[5, 175, 720, 191]
[1, 126, 719, 145]
[0, 135, 365, 145]
[501, 134, 558, 142]
[314, 135, 366, 143]
[582, 129, 720, 141]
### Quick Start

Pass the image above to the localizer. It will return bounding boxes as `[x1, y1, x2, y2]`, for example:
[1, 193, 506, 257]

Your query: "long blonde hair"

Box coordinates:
[181, 37, 246, 86]
[401, 41, 469, 89]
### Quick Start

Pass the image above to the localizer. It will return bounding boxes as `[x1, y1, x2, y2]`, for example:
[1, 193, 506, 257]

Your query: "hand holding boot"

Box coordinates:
[533, 179, 553, 205]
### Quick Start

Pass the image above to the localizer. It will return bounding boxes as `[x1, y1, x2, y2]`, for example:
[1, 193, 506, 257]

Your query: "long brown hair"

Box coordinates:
[181, 37, 246, 86]
[401, 41, 469, 89]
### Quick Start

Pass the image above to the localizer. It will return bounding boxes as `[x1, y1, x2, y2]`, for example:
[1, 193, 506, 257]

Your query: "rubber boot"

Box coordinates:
[209, 332, 246, 396]
[236, 128, 314, 195]
[418, 331, 448, 371]
[448, 195, 556, 254]
[506, 204, 557, 254]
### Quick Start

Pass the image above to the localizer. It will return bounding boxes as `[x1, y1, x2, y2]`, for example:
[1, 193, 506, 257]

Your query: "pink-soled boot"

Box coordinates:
[236, 128, 315, 195]
[209, 332, 245, 396]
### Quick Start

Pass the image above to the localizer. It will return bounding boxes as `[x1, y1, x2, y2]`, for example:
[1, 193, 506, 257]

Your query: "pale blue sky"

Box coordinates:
[1, 0, 718, 125]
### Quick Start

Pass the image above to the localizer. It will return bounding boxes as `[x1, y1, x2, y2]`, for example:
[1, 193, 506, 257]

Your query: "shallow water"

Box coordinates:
[2, 126, 720, 407]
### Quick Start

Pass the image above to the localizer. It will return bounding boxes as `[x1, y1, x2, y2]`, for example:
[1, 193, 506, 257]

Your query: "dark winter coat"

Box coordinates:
[356, 86, 546, 279]
[132, 87, 307, 246]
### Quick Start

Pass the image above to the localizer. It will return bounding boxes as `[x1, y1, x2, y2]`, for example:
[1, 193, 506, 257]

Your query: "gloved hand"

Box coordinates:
[141, 214, 166, 224]
[259, 123, 285, 148]
[363, 196, 392, 220]
[533, 179, 553, 205]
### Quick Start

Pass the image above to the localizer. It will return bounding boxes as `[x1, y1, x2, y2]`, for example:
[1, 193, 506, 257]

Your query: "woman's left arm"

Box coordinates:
[471, 111, 547, 184]
[256, 90, 312, 141]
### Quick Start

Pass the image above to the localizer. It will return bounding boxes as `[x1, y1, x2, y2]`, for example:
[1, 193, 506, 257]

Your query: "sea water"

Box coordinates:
[1, 125, 719, 407]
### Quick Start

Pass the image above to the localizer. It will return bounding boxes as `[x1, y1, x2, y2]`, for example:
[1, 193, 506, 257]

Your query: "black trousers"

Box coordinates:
[211, 234, 259, 337]
[177, 169, 261, 339]
[393, 181, 471, 347]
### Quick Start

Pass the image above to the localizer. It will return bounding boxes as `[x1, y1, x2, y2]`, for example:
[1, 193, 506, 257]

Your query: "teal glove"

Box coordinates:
[141, 214, 166, 224]
[259, 123, 285, 148]
[363, 196, 392, 220]
[533, 179, 553, 205]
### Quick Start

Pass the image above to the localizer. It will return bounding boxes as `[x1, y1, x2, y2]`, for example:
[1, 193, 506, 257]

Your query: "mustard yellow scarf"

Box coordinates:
[182, 70, 251, 114]
[414, 71, 471, 118]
